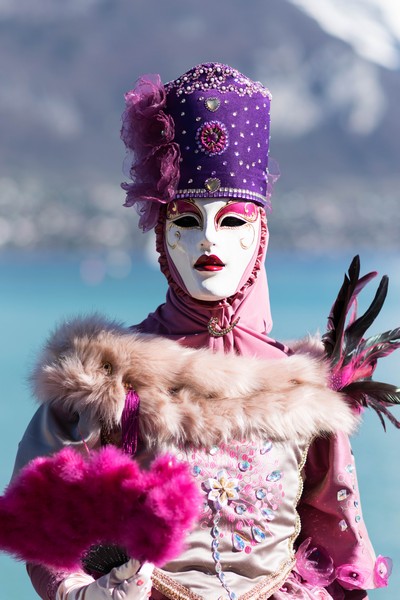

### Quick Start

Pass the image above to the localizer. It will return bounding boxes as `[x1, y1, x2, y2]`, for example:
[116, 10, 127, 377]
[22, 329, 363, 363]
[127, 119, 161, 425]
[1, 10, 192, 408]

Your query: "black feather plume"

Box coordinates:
[344, 276, 388, 357]
[343, 381, 400, 430]
[322, 256, 400, 431]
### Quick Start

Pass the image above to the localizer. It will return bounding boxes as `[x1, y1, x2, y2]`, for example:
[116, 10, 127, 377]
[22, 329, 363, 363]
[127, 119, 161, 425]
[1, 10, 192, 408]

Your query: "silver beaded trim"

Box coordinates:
[175, 187, 269, 206]
[165, 64, 272, 100]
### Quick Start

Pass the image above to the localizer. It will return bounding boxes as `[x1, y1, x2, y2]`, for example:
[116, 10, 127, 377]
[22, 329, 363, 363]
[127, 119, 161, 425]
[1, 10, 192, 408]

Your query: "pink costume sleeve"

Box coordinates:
[26, 563, 68, 600]
[297, 431, 390, 596]
[13, 403, 102, 599]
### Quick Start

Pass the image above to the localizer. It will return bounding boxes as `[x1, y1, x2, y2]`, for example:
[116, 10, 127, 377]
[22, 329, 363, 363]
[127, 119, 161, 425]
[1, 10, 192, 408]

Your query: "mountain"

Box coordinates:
[287, 0, 400, 69]
[1, 0, 399, 253]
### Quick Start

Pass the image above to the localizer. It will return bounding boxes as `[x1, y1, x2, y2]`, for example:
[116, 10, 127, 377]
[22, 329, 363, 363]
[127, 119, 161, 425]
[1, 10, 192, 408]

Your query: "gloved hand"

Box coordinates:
[56, 559, 154, 600]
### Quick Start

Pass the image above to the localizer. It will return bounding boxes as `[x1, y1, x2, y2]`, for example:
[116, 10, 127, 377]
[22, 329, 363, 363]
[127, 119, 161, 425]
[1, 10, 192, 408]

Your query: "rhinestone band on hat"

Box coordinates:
[165, 63, 272, 99]
[175, 187, 272, 209]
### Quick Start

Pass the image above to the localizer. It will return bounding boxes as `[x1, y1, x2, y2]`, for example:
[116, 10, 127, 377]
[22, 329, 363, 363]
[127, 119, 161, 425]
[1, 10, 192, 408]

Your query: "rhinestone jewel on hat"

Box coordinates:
[196, 121, 229, 156]
[205, 97, 221, 112]
[204, 177, 221, 192]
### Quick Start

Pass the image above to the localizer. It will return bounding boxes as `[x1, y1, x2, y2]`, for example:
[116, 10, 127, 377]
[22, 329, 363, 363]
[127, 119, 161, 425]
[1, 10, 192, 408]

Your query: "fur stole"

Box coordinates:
[31, 315, 358, 448]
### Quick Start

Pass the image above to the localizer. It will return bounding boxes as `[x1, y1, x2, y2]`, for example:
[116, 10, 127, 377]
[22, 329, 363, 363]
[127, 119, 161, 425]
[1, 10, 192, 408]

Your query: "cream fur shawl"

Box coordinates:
[31, 315, 358, 448]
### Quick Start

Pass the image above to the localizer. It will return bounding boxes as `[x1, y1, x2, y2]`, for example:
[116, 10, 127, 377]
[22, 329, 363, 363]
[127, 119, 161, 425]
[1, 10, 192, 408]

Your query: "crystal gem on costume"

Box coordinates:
[238, 460, 250, 472]
[235, 504, 247, 515]
[260, 440, 273, 454]
[252, 526, 267, 543]
[232, 533, 246, 552]
[256, 488, 267, 500]
[339, 519, 348, 531]
[266, 470, 282, 482]
[213, 550, 221, 561]
[337, 489, 348, 501]
[261, 508, 275, 521]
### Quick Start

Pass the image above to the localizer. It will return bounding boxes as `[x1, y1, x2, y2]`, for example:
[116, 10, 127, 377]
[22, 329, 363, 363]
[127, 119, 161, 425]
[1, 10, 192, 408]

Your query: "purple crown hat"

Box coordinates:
[121, 63, 278, 231]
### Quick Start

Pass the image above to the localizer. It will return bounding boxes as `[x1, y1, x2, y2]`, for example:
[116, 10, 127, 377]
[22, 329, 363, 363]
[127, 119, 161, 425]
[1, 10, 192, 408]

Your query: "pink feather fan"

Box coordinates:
[0, 446, 201, 571]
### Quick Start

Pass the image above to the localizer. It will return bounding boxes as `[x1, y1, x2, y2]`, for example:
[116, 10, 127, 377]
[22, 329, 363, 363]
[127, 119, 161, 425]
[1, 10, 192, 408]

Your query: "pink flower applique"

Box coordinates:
[373, 555, 393, 587]
[296, 538, 336, 587]
[335, 564, 369, 590]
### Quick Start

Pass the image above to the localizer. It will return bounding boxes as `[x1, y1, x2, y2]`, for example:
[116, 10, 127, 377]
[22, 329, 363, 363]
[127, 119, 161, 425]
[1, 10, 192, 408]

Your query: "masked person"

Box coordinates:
[12, 63, 396, 600]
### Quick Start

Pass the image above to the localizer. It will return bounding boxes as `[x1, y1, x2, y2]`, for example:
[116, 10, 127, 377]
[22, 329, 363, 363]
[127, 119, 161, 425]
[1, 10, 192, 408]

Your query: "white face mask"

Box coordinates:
[165, 198, 261, 301]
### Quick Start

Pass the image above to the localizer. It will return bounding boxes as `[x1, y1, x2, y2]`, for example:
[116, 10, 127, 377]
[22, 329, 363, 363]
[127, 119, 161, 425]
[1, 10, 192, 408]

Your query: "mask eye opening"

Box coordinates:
[171, 215, 201, 229]
[219, 215, 247, 228]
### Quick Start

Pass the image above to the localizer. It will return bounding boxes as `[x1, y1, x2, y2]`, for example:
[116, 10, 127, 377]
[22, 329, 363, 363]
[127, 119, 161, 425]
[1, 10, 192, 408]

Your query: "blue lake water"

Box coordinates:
[0, 250, 399, 599]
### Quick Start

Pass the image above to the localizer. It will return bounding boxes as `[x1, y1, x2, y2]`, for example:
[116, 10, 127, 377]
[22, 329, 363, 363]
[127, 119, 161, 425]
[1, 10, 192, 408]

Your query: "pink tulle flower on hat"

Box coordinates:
[335, 564, 369, 590]
[121, 75, 167, 145]
[121, 74, 181, 231]
[373, 555, 392, 587]
[295, 538, 336, 587]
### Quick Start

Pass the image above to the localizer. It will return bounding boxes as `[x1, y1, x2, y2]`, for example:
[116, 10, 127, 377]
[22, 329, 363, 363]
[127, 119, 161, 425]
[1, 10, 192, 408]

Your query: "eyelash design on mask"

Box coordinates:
[214, 201, 259, 230]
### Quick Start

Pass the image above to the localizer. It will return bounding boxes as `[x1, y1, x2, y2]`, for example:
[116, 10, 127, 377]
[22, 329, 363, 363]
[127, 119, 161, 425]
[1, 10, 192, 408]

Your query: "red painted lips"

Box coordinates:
[194, 255, 225, 272]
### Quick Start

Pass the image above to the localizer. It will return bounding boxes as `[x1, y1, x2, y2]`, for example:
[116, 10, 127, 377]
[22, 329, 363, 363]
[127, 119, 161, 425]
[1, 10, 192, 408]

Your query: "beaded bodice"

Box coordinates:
[137, 436, 310, 600]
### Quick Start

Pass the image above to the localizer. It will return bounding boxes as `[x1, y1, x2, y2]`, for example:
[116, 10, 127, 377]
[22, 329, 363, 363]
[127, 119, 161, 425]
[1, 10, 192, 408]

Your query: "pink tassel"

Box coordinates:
[121, 389, 140, 456]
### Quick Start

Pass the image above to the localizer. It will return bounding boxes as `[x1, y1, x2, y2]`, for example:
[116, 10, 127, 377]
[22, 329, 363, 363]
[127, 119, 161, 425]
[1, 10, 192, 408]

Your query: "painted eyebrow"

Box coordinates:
[166, 200, 203, 220]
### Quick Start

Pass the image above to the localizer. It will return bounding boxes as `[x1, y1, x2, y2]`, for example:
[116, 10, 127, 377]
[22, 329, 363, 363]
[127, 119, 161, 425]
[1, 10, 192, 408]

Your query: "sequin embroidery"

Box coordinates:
[184, 439, 286, 597]
[196, 121, 229, 156]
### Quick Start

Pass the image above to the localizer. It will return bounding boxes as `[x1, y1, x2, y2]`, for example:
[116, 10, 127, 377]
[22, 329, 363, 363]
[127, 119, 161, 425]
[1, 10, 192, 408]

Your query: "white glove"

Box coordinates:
[56, 559, 154, 600]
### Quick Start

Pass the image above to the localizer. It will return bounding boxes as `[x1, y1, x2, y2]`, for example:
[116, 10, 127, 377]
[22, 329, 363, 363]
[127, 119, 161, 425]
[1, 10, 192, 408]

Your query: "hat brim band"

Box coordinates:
[174, 187, 271, 210]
